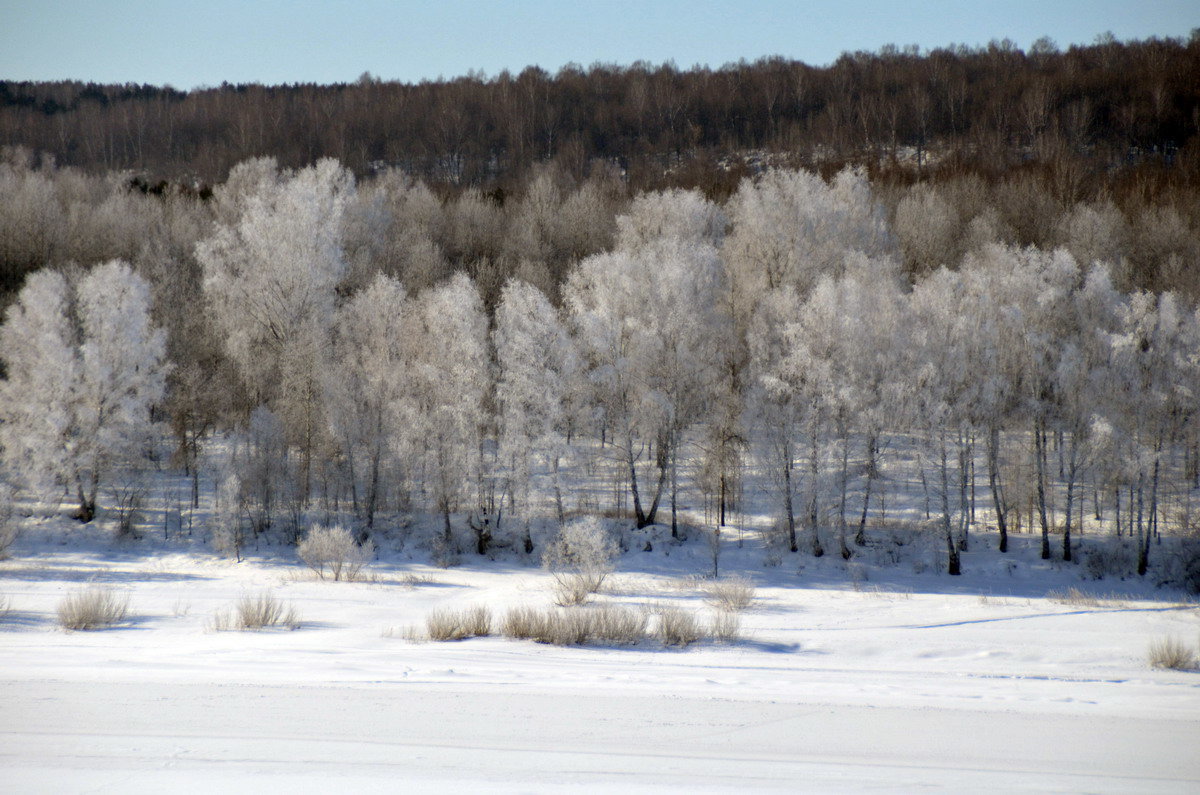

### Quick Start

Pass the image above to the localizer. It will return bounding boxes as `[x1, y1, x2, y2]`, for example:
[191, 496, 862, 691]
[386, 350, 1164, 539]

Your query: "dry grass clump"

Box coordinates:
[500, 604, 647, 646]
[655, 606, 705, 647]
[1046, 587, 1127, 609]
[552, 572, 606, 606]
[298, 524, 373, 581]
[0, 593, 11, 619]
[709, 610, 742, 643]
[425, 605, 492, 641]
[588, 604, 649, 644]
[56, 588, 130, 630]
[211, 591, 301, 631]
[701, 577, 756, 612]
[499, 605, 550, 640]
[1147, 636, 1197, 671]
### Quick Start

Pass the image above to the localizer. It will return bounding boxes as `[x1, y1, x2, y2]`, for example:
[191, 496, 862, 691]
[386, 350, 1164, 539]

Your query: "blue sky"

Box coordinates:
[1, 0, 1195, 89]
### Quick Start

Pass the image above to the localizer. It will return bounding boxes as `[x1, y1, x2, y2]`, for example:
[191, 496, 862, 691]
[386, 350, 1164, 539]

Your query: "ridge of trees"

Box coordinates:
[1, 34, 1198, 197]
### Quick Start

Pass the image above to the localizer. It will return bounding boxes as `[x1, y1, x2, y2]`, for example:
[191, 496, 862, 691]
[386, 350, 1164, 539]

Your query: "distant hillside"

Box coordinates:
[2, 35, 1199, 195]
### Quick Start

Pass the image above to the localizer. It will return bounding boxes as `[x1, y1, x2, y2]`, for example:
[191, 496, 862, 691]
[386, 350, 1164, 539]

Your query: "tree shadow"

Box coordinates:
[0, 563, 212, 584]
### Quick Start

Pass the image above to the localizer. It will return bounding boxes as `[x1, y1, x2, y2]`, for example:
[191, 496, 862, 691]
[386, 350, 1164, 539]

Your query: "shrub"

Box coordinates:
[425, 605, 492, 641]
[298, 523, 374, 581]
[1081, 543, 1134, 581]
[211, 591, 301, 631]
[587, 604, 648, 645]
[107, 472, 146, 536]
[701, 576, 756, 612]
[499, 604, 647, 646]
[57, 588, 130, 630]
[210, 471, 245, 561]
[655, 606, 705, 647]
[709, 610, 741, 643]
[500, 605, 551, 640]
[543, 518, 617, 604]
[1147, 636, 1197, 670]
[552, 572, 606, 606]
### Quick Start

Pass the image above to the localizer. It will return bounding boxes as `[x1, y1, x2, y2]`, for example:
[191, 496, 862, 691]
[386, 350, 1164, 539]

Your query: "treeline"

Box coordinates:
[2, 34, 1199, 195]
[3, 137, 1199, 313]
[2, 158, 1199, 587]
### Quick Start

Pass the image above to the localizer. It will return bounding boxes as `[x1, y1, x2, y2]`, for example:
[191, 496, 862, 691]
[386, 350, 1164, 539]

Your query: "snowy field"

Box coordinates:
[2, 517, 1199, 793]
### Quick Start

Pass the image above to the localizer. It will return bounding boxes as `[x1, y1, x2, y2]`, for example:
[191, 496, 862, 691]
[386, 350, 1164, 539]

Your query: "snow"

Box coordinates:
[2, 519, 1199, 792]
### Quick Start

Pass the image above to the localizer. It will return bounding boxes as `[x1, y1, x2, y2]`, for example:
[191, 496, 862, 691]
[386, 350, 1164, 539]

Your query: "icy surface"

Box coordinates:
[2, 522, 1199, 792]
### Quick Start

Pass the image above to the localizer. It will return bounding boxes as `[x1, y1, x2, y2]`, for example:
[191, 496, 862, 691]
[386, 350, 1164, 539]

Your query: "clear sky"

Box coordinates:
[1, 0, 1196, 89]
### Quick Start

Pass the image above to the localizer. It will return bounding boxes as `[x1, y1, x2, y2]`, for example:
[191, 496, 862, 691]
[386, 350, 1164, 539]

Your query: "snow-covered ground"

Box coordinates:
[2, 516, 1199, 793]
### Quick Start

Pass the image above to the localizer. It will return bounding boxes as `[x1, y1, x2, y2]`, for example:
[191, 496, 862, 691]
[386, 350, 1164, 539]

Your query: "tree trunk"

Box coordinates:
[1035, 420, 1051, 560]
[1063, 433, 1078, 562]
[940, 431, 961, 575]
[1136, 472, 1148, 576]
[365, 439, 381, 531]
[856, 433, 877, 546]
[628, 439, 647, 527]
[957, 430, 970, 551]
[552, 455, 565, 525]
[809, 426, 824, 558]
[988, 426, 1008, 552]
[670, 427, 679, 538]
[837, 425, 851, 559]
[783, 458, 797, 553]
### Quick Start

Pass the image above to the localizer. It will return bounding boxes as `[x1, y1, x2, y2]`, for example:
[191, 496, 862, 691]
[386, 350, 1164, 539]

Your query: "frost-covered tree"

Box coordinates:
[0, 270, 78, 500]
[407, 273, 490, 546]
[796, 255, 908, 556]
[566, 189, 724, 531]
[725, 167, 893, 298]
[72, 261, 169, 520]
[494, 278, 580, 550]
[1108, 290, 1200, 575]
[894, 183, 963, 275]
[355, 168, 449, 292]
[907, 269, 971, 575]
[327, 273, 411, 533]
[230, 405, 290, 537]
[747, 286, 820, 555]
[1051, 267, 1124, 561]
[198, 158, 353, 501]
[0, 262, 168, 521]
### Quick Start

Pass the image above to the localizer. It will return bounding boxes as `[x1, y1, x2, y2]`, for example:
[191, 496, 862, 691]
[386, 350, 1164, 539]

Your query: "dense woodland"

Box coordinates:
[1, 37, 1199, 586]
[2, 35, 1199, 192]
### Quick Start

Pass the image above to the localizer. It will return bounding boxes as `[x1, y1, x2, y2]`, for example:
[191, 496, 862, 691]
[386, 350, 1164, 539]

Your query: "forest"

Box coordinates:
[0, 36, 1199, 588]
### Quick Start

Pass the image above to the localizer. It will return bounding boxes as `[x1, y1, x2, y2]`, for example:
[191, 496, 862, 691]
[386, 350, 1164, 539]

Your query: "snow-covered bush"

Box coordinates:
[297, 523, 373, 581]
[211, 592, 300, 631]
[543, 518, 618, 604]
[701, 577, 756, 612]
[709, 610, 742, 643]
[654, 606, 705, 647]
[57, 588, 130, 630]
[499, 604, 646, 646]
[210, 471, 245, 561]
[1147, 636, 1197, 670]
[107, 471, 146, 537]
[424, 605, 492, 641]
